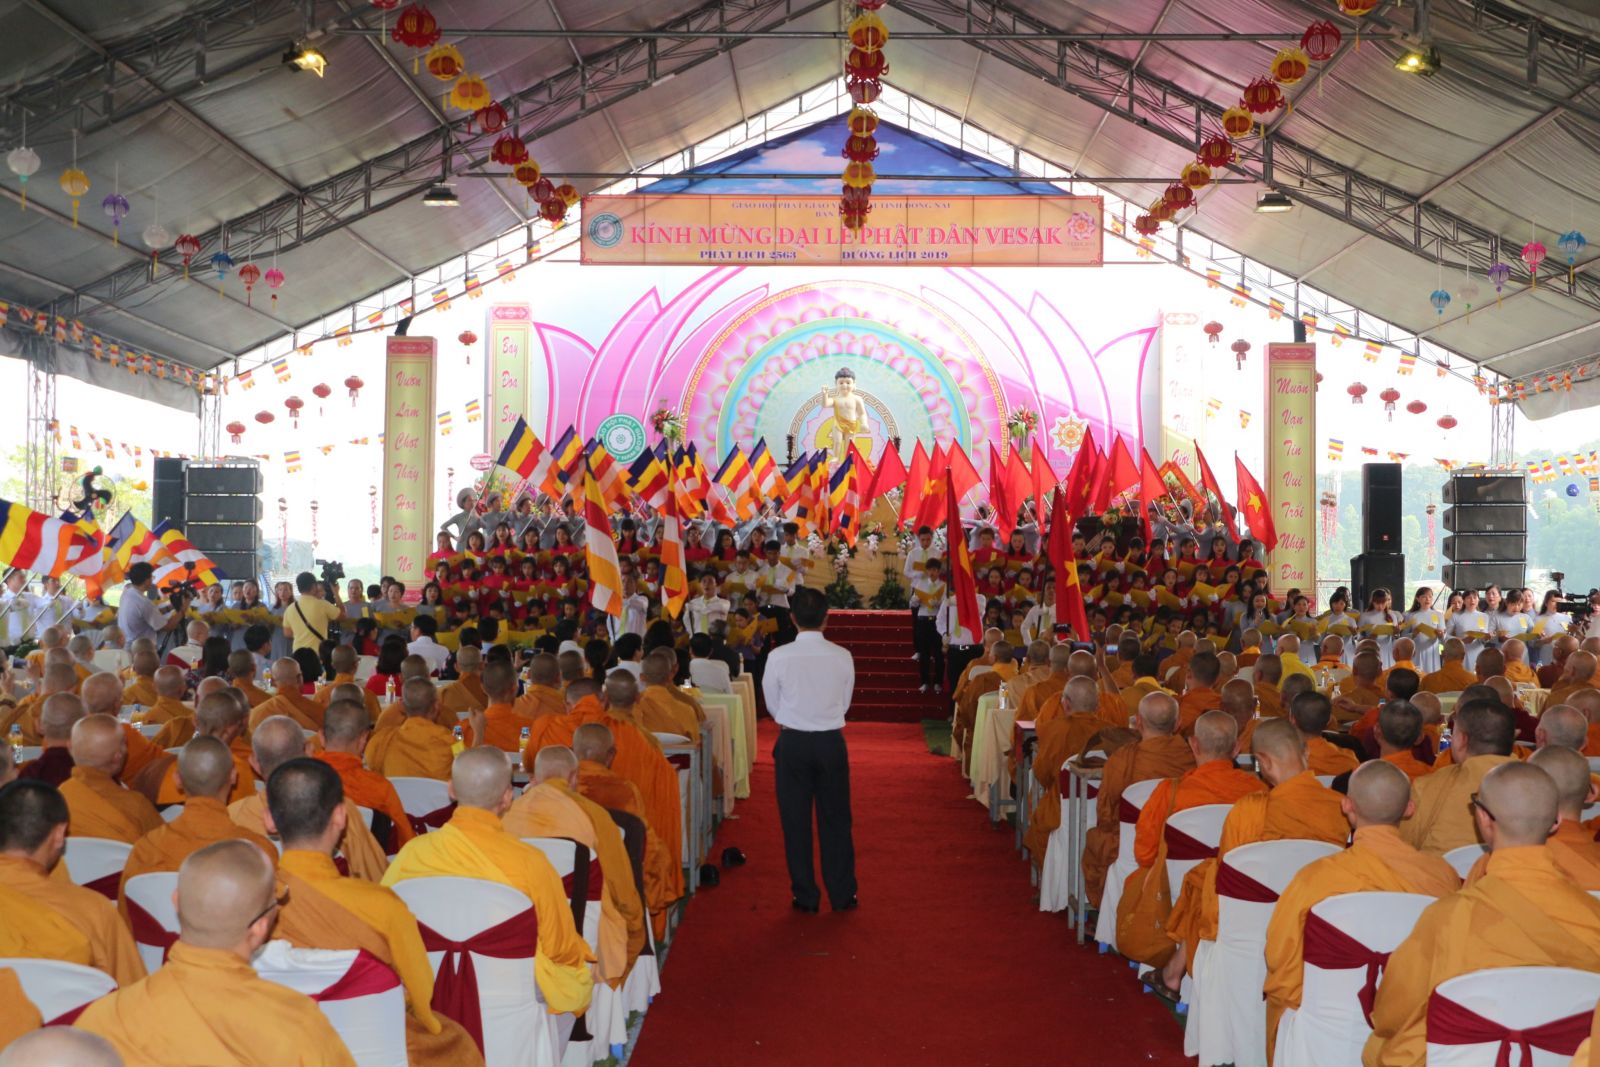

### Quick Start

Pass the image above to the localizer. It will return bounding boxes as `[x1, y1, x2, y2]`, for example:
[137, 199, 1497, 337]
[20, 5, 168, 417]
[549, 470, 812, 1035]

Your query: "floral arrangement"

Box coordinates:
[1007, 408, 1039, 443]
[650, 404, 686, 445]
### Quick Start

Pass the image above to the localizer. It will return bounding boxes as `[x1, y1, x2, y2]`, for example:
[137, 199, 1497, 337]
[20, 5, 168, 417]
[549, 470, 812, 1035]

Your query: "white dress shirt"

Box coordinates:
[902, 542, 937, 581]
[406, 636, 451, 675]
[685, 595, 731, 635]
[936, 592, 986, 647]
[757, 561, 797, 609]
[688, 657, 732, 694]
[762, 630, 854, 731]
[607, 594, 650, 641]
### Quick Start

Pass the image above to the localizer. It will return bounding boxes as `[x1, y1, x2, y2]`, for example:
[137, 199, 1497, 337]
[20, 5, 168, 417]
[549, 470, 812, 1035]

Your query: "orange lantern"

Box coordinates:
[424, 43, 463, 81]
[449, 74, 489, 112]
[512, 160, 542, 187]
[1148, 197, 1175, 223]
[1220, 106, 1254, 139]
[847, 106, 879, 137]
[845, 47, 888, 81]
[1180, 162, 1211, 191]
[1242, 77, 1285, 116]
[842, 161, 875, 189]
[847, 12, 887, 51]
[556, 183, 579, 207]
[1271, 47, 1310, 85]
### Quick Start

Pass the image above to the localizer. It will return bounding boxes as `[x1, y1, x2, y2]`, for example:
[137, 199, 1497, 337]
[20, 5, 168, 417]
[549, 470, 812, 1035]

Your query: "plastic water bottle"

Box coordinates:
[1437, 723, 1452, 758]
[8, 724, 21, 763]
[385, 676, 397, 702]
[453, 724, 464, 743]
[520, 725, 531, 756]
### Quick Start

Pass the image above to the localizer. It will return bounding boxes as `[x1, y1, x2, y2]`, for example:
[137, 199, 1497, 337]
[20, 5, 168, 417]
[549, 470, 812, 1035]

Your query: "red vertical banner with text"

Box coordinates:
[1265, 342, 1317, 596]
[383, 336, 437, 595]
[486, 303, 531, 456]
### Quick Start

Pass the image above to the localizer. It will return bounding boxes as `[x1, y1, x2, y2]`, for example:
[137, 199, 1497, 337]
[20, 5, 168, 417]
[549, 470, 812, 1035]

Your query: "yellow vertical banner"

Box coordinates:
[1265, 342, 1317, 595]
[487, 302, 531, 456]
[382, 336, 436, 594]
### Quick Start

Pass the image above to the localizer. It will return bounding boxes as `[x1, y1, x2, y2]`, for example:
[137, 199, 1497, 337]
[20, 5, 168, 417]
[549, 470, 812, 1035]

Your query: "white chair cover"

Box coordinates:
[1163, 804, 1233, 896]
[354, 655, 379, 682]
[1274, 891, 1435, 1067]
[0, 957, 115, 1025]
[1036, 753, 1103, 913]
[523, 838, 623, 1067]
[1185, 839, 1341, 1067]
[252, 940, 406, 1067]
[1425, 967, 1600, 1067]
[1093, 778, 1162, 950]
[1442, 844, 1486, 880]
[1314, 776, 1337, 787]
[61, 837, 132, 898]
[122, 871, 180, 975]
[390, 875, 563, 1067]
[389, 777, 452, 821]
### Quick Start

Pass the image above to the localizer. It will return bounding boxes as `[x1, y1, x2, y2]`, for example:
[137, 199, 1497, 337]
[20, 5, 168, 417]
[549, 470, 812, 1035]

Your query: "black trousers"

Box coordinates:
[913, 614, 944, 685]
[773, 727, 856, 908]
[946, 643, 982, 702]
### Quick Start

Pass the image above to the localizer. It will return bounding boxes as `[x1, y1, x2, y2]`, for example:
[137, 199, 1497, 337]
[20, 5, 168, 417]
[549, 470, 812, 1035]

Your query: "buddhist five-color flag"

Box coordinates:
[829, 445, 863, 545]
[152, 524, 223, 585]
[627, 444, 670, 509]
[586, 439, 628, 508]
[583, 461, 623, 617]
[548, 427, 583, 493]
[712, 444, 756, 520]
[749, 438, 778, 501]
[658, 467, 689, 619]
[495, 416, 555, 492]
[0, 499, 98, 578]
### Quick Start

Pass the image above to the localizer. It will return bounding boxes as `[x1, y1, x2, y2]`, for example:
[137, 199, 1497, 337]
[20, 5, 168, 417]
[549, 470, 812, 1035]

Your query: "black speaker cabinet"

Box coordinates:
[1443, 562, 1527, 590]
[1441, 533, 1528, 562]
[1362, 463, 1402, 553]
[1443, 475, 1527, 505]
[1443, 504, 1528, 534]
[152, 457, 186, 528]
[1351, 552, 1406, 608]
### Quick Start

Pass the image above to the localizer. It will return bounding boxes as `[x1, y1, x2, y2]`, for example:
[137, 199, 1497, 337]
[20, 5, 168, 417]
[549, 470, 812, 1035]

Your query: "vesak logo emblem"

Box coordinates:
[588, 213, 624, 248]
[597, 415, 647, 462]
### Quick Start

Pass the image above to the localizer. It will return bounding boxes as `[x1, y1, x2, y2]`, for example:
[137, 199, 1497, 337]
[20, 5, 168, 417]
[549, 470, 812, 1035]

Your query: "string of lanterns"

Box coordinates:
[840, 1, 888, 232]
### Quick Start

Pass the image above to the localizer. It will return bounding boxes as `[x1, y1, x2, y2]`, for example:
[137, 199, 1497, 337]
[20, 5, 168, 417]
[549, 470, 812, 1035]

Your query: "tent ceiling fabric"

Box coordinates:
[1, 0, 1598, 399]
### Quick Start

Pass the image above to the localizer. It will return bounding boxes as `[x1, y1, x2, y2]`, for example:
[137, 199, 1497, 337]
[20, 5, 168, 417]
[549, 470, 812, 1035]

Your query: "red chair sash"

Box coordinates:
[1162, 823, 1217, 862]
[666, 753, 692, 770]
[123, 896, 178, 963]
[407, 801, 457, 838]
[309, 950, 402, 1002]
[416, 906, 539, 1055]
[1301, 912, 1389, 1026]
[44, 1003, 91, 1027]
[1215, 862, 1278, 903]
[80, 871, 121, 900]
[1118, 797, 1143, 824]
[1426, 992, 1592, 1067]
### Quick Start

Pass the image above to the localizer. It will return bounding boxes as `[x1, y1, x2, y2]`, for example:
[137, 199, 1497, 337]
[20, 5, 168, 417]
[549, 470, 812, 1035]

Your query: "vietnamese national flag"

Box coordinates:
[1089, 436, 1113, 514]
[1046, 481, 1091, 642]
[1138, 448, 1168, 543]
[987, 443, 1016, 543]
[947, 441, 982, 500]
[1234, 454, 1278, 549]
[1030, 446, 1058, 510]
[1106, 435, 1140, 504]
[1006, 447, 1032, 520]
[915, 443, 951, 529]
[1062, 427, 1099, 520]
[946, 473, 981, 642]
[899, 440, 930, 526]
[865, 441, 907, 510]
[1195, 445, 1236, 526]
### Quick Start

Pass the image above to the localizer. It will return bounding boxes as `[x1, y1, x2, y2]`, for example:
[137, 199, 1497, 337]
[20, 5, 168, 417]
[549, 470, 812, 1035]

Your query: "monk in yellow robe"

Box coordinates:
[1288, 691, 1359, 776]
[228, 650, 273, 710]
[1375, 638, 1420, 691]
[120, 736, 276, 920]
[1331, 651, 1384, 727]
[154, 692, 256, 807]
[247, 658, 325, 732]
[136, 665, 191, 730]
[231, 715, 388, 882]
[0, 779, 146, 986]
[1459, 745, 1600, 890]
[314, 699, 414, 850]
[1501, 638, 1538, 685]
[504, 744, 646, 986]
[1263, 761, 1459, 1060]
[1119, 711, 1266, 966]
[573, 721, 679, 939]
[1402, 697, 1518, 853]
[120, 648, 161, 708]
[513, 653, 567, 721]
[637, 651, 703, 742]
[59, 715, 162, 844]
[1082, 691, 1197, 905]
[1365, 761, 1600, 1065]
[474, 661, 536, 753]
[1419, 639, 1477, 693]
[370, 656, 442, 733]
[1023, 676, 1123, 869]
[312, 646, 380, 720]
[12, 662, 78, 745]
[1015, 645, 1069, 727]
[264, 757, 484, 1067]
[382, 747, 595, 1016]
[1175, 651, 1224, 734]
[1160, 718, 1350, 990]
[1004, 645, 1065, 778]
[0, 968, 43, 1050]
[438, 645, 489, 718]
[954, 638, 1015, 770]
[76, 839, 357, 1067]
[366, 679, 473, 779]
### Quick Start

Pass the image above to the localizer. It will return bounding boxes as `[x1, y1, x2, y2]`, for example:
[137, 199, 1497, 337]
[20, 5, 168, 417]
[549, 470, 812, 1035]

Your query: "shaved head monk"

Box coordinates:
[1161, 717, 1349, 990]
[1419, 639, 1475, 694]
[76, 839, 357, 1066]
[314, 698, 414, 852]
[1176, 651, 1224, 732]
[15, 693, 84, 786]
[248, 658, 323, 732]
[438, 645, 488, 718]
[1252, 654, 1284, 718]
[513, 653, 565, 721]
[1535, 703, 1589, 751]
[0, 780, 145, 986]
[365, 678, 473, 780]
[1564, 688, 1600, 756]
[475, 660, 536, 752]
[140, 667, 190, 729]
[0, 1028, 122, 1066]
[228, 650, 271, 710]
[1287, 691, 1358, 776]
[1017, 643, 1072, 728]
[119, 736, 275, 919]
[1263, 760, 1458, 1055]
[1021, 676, 1114, 871]
[637, 651, 703, 743]
[265, 758, 483, 1067]
[1218, 679, 1258, 750]
[75, 674, 162, 802]
[572, 721, 678, 939]
[1366, 761, 1600, 1065]
[1549, 651, 1599, 710]
[505, 744, 646, 988]
[382, 747, 596, 1016]
[10, 663, 77, 745]
[121, 648, 160, 708]
[155, 692, 255, 807]
[59, 714, 161, 844]
[313, 646, 379, 720]
[1081, 691, 1195, 908]
[1120, 710, 1265, 970]
[1401, 698, 1518, 854]
[1510, 745, 1600, 889]
[372, 656, 441, 733]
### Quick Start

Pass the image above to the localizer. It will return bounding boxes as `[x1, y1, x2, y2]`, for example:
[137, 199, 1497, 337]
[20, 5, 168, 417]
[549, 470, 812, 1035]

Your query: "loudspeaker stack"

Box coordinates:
[149, 458, 263, 581]
[1441, 474, 1527, 590]
[1350, 463, 1406, 606]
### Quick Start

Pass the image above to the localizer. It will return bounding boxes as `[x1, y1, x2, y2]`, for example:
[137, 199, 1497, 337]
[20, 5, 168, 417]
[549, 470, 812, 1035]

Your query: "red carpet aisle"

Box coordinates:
[630, 721, 1188, 1066]
[822, 610, 946, 723]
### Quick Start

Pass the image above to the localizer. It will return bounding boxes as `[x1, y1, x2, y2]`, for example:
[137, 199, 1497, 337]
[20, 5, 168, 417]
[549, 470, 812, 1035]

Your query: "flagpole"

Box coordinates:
[17, 591, 80, 643]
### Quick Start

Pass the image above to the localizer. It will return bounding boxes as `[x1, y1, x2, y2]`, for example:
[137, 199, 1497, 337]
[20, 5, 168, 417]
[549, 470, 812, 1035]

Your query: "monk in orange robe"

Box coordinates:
[1457, 745, 1600, 890]
[59, 715, 162, 843]
[573, 721, 679, 940]
[120, 648, 161, 708]
[438, 646, 489, 718]
[1330, 651, 1384, 727]
[1015, 645, 1069, 726]
[73, 672, 163, 803]
[1402, 698, 1518, 853]
[637, 651, 704, 743]
[1160, 717, 1349, 990]
[228, 650, 273, 710]
[1114, 648, 1175, 722]
[371, 656, 453, 733]
[1418, 639, 1477, 693]
[311, 646, 381, 720]
[12, 662, 78, 745]
[505, 744, 646, 985]
[313, 698, 414, 850]
[265, 757, 484, 1067]
[1023, 676, 1122, 869]
[76, 839, 357, 1067]
[366, 679, 473, 780]
[1175, 651, 1224, 733]
[474, 661, 537, 753]
[120, 737, 276, 920]
[513, 653, 566, 721]
[1372, 700, 1436, 780]
[1263, 761, 1458, 1059]
[0, 779, 146, 987]
[154, 692, 256, 807]
[955, 641, 1017, 771]
[136, 665, 192, 730]
[1159, 632, 1200, 689]
[1288, 691, 1359, 776]
[1118, 711, 1265, 966]
[382, 747, 595, 1016]
[1081, 691, 1196, 905]
[247, 657, 325, 732]
[1365, 761, 1600, 1065]
[231, 715, 389, 883]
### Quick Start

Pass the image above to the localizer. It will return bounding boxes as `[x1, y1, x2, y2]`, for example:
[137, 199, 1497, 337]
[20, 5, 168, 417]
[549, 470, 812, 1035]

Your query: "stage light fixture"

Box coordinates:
[421, 183, 460, 208]
[1394, 46, 1440, 75]
[284, 45, 328, 77]
[1255, 189, 1294, 214]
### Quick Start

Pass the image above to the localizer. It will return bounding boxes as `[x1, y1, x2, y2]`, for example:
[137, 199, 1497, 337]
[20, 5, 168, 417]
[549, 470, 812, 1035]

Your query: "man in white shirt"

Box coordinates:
[114, 564, 184, 650]
[778, 522, 811, 576]
[607, 575, 650, 642]
[685, 574, 731, 636]
[757, 539, 798, 611]
[937, 584, 988, 695]
[0, 569, 38, 647]
[166, 618, 211, 669]
[902, 525, 937, 582]
[405, 615, 451, 675]
[610, 633, 644, 681]
[762, 587, 856, 913]
[687, 633, 732, 694]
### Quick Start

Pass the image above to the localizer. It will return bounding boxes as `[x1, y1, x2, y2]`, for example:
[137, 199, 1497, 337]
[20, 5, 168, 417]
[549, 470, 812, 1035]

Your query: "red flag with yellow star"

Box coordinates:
[1233, 454, 1278, 550]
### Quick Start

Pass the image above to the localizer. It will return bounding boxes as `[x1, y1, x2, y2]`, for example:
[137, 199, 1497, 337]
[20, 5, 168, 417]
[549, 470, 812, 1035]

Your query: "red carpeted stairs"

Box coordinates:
[823, 609, 946, 724]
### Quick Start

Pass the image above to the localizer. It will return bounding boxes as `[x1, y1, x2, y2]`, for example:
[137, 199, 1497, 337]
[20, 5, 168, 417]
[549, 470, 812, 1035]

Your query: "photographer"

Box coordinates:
[283, 568, 342, 654]
[115, 562, 184, 646]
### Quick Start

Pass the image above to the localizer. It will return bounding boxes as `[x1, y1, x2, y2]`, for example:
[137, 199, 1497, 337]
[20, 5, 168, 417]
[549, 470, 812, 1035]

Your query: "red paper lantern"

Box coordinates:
[539, 197, 567, 224]
[254, 410, 275, 426]
[1405, 399, 1427, 415]
[841, 185, 872, 209]
[1347, 382, 1367, 404]
[284, 396, 304, 428]
[1221, 106, 1254, 139]
[1379, 387, 1401, 418]
[1301, 20, 1341, 61]
[237, 263, 261, 305]
[459, 330, 477, 346]
[1196, 136, 1234, 169]
[848, 78, 882, 105]
[490, 134, 529, 165]
[312, 382, 332, 414]
[391, 4, 440, 50]
[1163, 182, 1196, 212]
[1203, 321, 1223, 344]
[344, 375, 364, 405]
[371, 0, 400, 8]
[1436, 414, 1458, 430]
[1133, 214, 1159, 237]
[842, 134, 879, 163]
[856, 0, 886, 8]
[1242, 77, 1285, 116]
[472, 102, 509, 134]
[531, 177, 555, 203]
[174, 233, 202, 275]
[1231, 339, 1251, 370]
[225, 421, 245, 444]
[845, 48, 888, 81]
[1271, 48, 1310, 86]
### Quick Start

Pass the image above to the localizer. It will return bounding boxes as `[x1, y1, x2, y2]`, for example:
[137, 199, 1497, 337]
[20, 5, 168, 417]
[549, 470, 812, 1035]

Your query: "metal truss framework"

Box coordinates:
[24, 346, 56, 512]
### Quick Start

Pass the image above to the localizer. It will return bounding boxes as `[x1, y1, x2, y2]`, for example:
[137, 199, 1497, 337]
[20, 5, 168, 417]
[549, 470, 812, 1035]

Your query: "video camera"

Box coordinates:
[1550, 572, 1594, 621]
[315, 558, 345, 586]
[158, 565, 205, 614]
